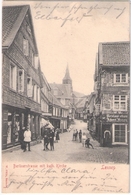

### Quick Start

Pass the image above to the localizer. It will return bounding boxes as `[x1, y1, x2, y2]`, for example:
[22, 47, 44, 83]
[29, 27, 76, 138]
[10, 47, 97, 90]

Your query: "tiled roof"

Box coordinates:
[99, 42, 130, 66]
[2, 5, 38, 53]
[48, 91, 67, 109]
[2, 5, 29, 48]
[75, 96, 88, 108]
[50, 83, 71, 98]
[73, 91, 85, 98]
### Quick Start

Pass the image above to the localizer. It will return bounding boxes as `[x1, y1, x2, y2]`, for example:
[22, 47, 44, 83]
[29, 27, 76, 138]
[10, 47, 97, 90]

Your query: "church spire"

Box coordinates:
[63, 65, 72, 85]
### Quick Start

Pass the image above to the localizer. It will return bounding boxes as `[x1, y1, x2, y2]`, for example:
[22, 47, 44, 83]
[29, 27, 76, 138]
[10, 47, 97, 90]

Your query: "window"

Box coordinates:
[33, 84, 37, 101]
[27, 77, 33, 97]
[113, 124, 127, 144]
[10, 64, 16, 90]
[23, 38, 29, 56]
[114, 73, 128, 83]
[34, 56, 39, 69]
[37, 87, 40, 103]
[18, 69, 24, 92]
[113, 95, 127, 111]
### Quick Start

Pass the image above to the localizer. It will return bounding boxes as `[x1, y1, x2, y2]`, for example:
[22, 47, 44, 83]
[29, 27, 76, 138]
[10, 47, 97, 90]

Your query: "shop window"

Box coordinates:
[15, 114, 20, 142]
[7, 113, 12, 144]
[18, 69, 24, 93]
[10, 64, 17, 90]
[113, 95, 127, 111]
[113, 124, 127, 144]
[114, 73, 128, 84]
[23, 38, 29, 56]
[27, 77, 33, 97]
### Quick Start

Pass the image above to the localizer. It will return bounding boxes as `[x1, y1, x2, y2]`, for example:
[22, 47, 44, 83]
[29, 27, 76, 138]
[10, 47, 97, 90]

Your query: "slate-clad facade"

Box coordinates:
[2, 5, 43, 149]
[94, 42, 130, 146]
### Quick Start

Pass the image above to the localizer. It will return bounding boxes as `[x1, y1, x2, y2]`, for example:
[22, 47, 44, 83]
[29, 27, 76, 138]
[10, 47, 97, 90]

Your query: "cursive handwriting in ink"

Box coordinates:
[34, 2, 127, 27]
[4, 166, 125, 193]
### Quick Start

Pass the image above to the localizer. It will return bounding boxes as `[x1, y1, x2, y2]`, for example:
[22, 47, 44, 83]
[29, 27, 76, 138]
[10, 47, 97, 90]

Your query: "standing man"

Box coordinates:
[49, 129, 55, 150]
[19, 127, 26, 151]
[79, 130, 82, 142]
[24, 126, 31, 152]
[43, 128, 49, 151]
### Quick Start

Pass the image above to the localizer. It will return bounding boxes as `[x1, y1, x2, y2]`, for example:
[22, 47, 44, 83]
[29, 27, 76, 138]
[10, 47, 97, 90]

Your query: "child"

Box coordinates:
[85, 138, 94, 149]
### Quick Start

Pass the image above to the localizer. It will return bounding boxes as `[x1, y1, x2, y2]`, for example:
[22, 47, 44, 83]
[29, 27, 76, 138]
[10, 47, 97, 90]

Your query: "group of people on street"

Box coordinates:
[19, 126, 60, 152]
[41, 127, 60, 151]
[19, 126, 32, 152]
[72, 129, 94, 149]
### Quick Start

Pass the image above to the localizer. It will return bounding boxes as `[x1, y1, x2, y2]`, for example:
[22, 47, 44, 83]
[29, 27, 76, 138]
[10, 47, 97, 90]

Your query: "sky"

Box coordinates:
[3, 1, 130, 95]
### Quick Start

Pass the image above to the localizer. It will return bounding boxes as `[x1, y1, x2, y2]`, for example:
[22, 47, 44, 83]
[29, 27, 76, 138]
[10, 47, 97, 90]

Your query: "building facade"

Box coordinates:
[2, 5, 43, 149]
[94, 42, 130, 146]
[48, 92, 68, 131]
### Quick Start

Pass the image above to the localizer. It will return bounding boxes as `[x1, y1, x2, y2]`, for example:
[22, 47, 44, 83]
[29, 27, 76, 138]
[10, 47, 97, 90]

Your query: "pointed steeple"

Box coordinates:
[63, 64, 72, 85]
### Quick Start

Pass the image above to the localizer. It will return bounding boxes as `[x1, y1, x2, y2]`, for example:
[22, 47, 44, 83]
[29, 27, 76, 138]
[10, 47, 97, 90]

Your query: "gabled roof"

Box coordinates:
[50, 83, 71, 98]
[75, 96, 88, 109]
[98, 41, 130, 66]
[48, 91, 68, 109]
[73, 91, 85, 98]
[2, 5, 38, 53]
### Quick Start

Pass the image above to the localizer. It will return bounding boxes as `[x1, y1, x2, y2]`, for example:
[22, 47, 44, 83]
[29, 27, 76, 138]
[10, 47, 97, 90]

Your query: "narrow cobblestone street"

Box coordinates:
[2, 120, 128, 164]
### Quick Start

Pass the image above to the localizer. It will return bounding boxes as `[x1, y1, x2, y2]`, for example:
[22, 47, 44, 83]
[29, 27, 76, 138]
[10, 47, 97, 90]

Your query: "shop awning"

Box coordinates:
[40, 118, 54, 129]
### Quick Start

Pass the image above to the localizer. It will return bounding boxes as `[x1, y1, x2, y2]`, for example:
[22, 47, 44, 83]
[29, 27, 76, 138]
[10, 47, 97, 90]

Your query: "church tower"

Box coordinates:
[63, 65, 72, 85]
[62, 65, 73, 99]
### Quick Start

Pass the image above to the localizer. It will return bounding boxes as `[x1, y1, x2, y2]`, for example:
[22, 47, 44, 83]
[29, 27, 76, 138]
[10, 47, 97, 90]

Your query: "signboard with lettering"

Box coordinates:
[102, 114, 128, 123]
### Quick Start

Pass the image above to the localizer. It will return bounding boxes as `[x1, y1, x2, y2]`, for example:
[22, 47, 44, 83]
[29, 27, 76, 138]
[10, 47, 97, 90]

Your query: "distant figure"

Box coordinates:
[75, 129, 78, 141]
[24, 126, 31, 152]
[85, 138, 94, 149]
[72, 130, 76, 141]
[49, 129, 54, 150]
[43, 128, 49, 150]
[79, 130, 82, 142]
[82, 132, 86, 147]
[56, 128, 60, 143]
[19, 127, 26, 151]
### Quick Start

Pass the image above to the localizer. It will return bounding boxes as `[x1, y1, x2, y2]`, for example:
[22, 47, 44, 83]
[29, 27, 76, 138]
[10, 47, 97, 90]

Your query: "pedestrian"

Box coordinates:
[85, 138, 94, 149]
[75, 129, 78, 141]
[19, 127, 26, 151]
[82, 132, 86, 147]
[43, 128, 49, 151]
[56, 128, 60, 143]
[72, 130, 76, 141]
[49, 129, 54, 150]
[23, 126, 31, 152]
[79, 130, 82, 142]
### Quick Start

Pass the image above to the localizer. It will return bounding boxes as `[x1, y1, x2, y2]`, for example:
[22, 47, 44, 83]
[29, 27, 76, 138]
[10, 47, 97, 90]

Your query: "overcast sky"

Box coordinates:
[3, 1, 129, 95]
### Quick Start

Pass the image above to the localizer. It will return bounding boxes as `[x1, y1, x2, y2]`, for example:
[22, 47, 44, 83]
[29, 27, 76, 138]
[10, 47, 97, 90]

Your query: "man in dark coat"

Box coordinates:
[49, 129, 54, 150]
[19, 127, 26, 151]
[79, 130, 82, 142]
[42, 128, 49, 151]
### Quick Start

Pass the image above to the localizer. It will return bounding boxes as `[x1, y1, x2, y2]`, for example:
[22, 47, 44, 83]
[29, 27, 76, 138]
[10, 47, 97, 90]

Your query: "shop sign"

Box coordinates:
[102, 114, 128, 123]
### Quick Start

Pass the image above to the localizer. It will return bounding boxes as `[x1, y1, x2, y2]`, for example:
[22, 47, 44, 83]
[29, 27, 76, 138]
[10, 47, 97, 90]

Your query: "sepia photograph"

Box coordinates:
[2, 0, 130, 193]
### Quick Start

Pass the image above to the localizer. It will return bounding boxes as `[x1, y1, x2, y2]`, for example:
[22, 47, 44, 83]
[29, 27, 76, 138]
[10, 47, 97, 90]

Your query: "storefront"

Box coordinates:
[2, 105, 41, 150]
[100, 112, 128, 146]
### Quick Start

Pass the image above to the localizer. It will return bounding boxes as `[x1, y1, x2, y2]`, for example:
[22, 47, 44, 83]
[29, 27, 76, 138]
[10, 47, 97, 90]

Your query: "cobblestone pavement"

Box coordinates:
[2, 120, 128, 164]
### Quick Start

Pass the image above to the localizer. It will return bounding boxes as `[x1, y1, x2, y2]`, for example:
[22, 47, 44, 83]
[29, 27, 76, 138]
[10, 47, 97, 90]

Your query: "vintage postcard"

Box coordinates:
[2, 0, 130, 193]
